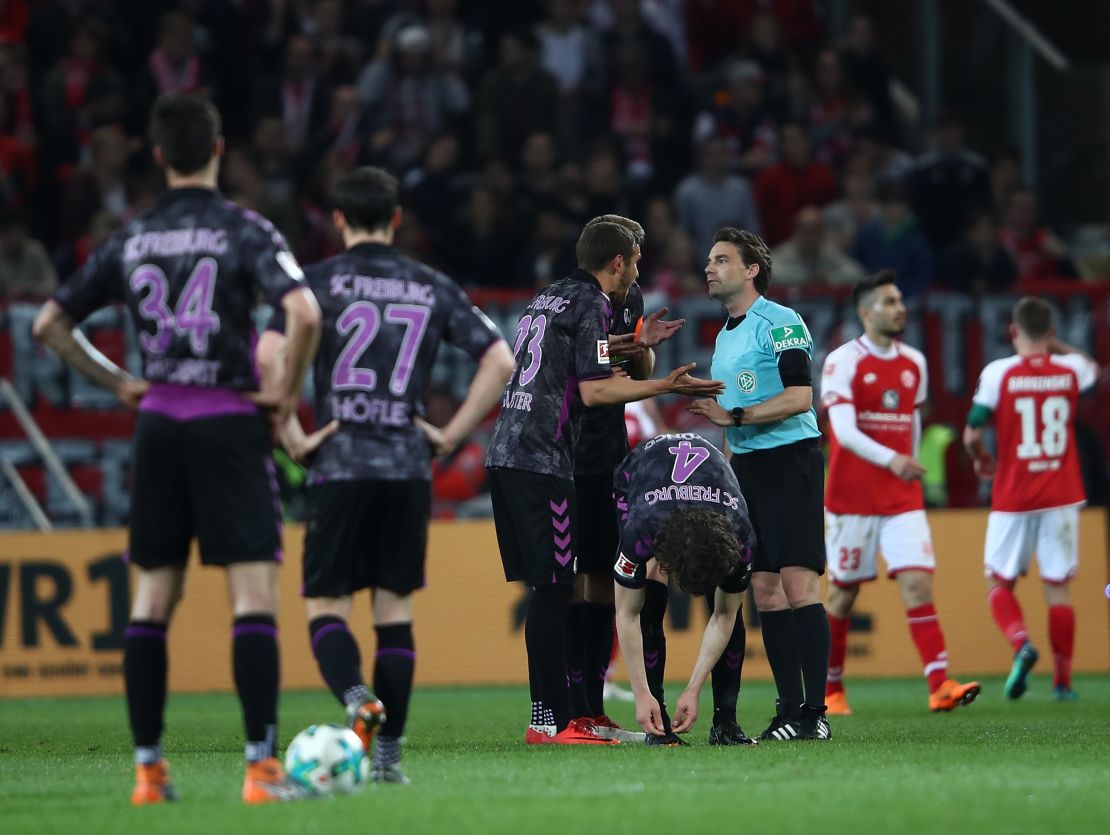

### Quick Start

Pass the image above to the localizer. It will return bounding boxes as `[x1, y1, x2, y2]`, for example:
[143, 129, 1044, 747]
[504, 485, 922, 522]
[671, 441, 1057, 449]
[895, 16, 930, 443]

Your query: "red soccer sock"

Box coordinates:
[988, 585, 1028, 652]
[906, 603, 948, 693]
[826, 613, 849, 697]
[1048, 604, 1075, 688]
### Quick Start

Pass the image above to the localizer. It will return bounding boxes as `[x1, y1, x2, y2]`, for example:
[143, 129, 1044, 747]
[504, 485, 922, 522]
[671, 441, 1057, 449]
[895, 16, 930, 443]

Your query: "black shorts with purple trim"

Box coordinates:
[128, 397, 282, 568]
[303, 478, 430, 597]
[488, 468, 577, 587]
[572, 471, 619, 575]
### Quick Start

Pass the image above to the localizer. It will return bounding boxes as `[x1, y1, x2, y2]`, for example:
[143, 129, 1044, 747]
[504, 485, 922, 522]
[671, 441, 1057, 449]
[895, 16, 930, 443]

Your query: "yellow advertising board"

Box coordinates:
[1, 510, 1107, 698]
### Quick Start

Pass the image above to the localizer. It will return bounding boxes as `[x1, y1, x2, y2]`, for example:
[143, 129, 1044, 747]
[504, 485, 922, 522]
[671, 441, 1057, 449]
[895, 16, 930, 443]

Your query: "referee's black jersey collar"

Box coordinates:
[724, 294, 767, 330]
[569, 268, 603, 291]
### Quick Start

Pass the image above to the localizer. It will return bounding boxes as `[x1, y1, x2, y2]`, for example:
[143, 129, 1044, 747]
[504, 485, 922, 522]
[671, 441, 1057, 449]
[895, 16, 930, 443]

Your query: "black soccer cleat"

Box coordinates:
[644, 731, 689, 747]
[757, 699, 795, 741]
[796, 704, 831, 741]
[708, 719, 757, 746]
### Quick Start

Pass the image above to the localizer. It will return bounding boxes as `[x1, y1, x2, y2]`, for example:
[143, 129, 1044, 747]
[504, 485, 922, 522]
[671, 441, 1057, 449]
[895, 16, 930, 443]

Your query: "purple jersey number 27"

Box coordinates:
[129, 257, 221, 356]
[332, 300, 431, 396]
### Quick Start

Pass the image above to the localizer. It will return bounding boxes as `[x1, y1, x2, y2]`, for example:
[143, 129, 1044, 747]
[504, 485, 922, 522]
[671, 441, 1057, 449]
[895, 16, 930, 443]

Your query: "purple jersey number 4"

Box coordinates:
[669, 440, 710, 484]
[129, 258, 221, 356]
[331, 300, 431, 395]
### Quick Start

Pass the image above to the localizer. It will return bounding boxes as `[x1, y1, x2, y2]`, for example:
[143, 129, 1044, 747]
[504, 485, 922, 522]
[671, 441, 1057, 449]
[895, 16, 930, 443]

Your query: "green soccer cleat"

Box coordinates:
[1004, 641, 1039, 700]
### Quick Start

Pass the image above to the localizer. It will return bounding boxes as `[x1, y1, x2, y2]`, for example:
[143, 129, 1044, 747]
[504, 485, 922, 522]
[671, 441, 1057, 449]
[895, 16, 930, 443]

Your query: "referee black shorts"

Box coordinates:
[488, 468, 577, 588]
[303, 479, 431, 597]
[572, 471, 619, 575]
[129, 411, 282, 568]
[729, 437, 826, 575]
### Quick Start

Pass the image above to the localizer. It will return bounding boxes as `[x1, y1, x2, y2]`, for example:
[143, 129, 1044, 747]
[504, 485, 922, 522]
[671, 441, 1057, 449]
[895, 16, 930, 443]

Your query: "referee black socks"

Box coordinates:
[759, 608, 804, 717]
[793, 603, 831, 709]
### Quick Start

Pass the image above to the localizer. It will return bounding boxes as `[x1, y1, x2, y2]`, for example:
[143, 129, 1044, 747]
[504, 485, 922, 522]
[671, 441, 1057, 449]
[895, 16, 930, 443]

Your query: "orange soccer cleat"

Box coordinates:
[131, 760, 178, 805]
[525, 718, 619, 745]
[929, 679, 982, 712]
[242, 757, 310, 804]
[346, 697, 387, 752]
[825, 691, 853, 716]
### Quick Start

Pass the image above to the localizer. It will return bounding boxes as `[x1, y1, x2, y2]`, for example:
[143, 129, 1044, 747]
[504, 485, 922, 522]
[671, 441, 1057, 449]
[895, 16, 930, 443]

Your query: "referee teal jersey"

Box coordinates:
[711, 295, 820, 454]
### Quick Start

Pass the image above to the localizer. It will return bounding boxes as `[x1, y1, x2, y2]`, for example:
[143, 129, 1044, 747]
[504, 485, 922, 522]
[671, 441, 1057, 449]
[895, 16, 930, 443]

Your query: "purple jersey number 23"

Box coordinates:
[332, 300, 431, 395]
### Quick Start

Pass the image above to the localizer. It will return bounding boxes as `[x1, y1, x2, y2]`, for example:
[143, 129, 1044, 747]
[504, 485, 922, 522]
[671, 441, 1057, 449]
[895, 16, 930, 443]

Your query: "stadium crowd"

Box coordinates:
[0, 0, 1088, 304]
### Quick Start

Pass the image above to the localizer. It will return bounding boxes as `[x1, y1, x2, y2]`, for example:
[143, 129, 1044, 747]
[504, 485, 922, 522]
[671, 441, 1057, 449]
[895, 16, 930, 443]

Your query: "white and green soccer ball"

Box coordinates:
[285, 723, 369, 796]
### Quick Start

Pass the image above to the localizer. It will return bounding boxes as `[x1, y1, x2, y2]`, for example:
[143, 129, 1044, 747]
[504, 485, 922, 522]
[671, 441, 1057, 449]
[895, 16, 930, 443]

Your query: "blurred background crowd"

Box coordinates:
[1, 0, 1107, 305]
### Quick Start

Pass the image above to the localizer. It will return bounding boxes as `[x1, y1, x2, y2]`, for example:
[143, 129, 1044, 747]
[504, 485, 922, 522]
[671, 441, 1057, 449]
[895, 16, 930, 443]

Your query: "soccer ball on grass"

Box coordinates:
[284, 723, 369, 796]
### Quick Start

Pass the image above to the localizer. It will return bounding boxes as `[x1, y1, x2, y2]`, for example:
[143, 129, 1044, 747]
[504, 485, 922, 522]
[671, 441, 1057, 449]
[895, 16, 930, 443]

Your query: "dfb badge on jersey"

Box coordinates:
[882, 389, 900, 409]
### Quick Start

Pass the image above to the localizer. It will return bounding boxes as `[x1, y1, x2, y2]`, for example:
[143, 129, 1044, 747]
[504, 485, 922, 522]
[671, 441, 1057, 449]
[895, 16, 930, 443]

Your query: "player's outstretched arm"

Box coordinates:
[687, 384, 812, 427]
[417, 340, 515, 456]
[614, 580, 666, 736]
[32, 300, 148, 408]
[672, 588, 743, 733]
[579, 362, 725, 407]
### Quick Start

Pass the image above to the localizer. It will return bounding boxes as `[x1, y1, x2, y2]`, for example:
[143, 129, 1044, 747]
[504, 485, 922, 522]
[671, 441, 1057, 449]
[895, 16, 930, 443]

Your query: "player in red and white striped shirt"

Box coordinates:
[964, 297, 1099, 701]
[821, 272, 980, 714]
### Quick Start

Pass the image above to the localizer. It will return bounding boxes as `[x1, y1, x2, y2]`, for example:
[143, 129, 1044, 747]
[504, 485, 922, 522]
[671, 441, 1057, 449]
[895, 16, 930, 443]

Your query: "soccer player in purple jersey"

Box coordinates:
[33, 95, 322, 804]
[258, 167, 514, 783]
[486, 220, 725, 745]
[611, 434, 755, 745]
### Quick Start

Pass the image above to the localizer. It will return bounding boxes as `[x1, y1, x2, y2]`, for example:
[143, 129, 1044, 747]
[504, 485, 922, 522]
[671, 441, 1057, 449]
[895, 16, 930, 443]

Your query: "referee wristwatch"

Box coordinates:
[731, 406, 745, 426]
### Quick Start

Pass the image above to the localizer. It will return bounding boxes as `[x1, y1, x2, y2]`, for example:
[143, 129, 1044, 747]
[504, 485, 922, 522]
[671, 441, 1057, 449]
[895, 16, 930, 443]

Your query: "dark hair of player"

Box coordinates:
[333, 166, 399, 232]
[712, 227, 773, 295]
[1012, 296, 1053, 339]
[651, 509, 741, 595]
[586, 214, 645, 246]
[575, 221, 637, 272]
[150, 94, 221, 176]
[852, 269, 899, 309]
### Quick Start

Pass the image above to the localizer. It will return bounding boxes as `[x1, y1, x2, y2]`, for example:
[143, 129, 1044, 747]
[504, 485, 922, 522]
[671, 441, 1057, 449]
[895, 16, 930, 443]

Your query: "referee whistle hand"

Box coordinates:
[888, 453, 926, 481]
[685, 398, 733, 427]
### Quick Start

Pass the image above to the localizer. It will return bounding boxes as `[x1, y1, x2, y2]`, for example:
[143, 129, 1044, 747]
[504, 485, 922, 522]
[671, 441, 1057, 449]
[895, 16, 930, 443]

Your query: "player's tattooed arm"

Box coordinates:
[672, 588, 743, 733]
[32, 300, 147, 408]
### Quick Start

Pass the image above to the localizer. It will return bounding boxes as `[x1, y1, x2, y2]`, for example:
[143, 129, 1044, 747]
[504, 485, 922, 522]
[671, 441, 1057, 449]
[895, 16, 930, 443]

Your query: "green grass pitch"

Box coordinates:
[2, 674, 1108, 835]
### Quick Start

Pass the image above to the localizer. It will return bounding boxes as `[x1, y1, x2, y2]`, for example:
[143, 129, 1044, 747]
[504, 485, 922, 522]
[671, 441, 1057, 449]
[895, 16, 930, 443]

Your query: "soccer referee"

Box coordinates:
[688, 227, 831, 741]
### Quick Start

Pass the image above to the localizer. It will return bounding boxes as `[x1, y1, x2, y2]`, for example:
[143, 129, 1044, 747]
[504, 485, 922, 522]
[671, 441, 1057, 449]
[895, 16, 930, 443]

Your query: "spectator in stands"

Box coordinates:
[474, 28, 565, 164]
[222, 147, 301, 247]
[824, 170, 879, 252]
[907, 113, 992, 250]
[602, 0, 680, 90]
[753, 120, 836, 245]
[259, 34, 329, 153]
[446, 185, 524, 288]
[852, 178, 934, 298]
[0, 89, 34, 209]
[404, 131, 466, 252]
[426, 0, 475, 75]
[772, 205, 865, 287]
[58, 124, 134, 244]
[936, 211, 1017, 295]
[358, 23, 470, 173]
[249, 115, 297, 203]
[141, 10, 209, 102]
[302, 83, 364, 169]
[537, 0, 603, 98]
[647, 227, 702, 298]
[639, 193, 678, 278]
[807, 47, 870, 172]
[674, 135, 761, 257]
[838, 12, 896, 141]
[691, 59, 777, 178]
[999, 187, 1071, 282]
[990, 147, 1022, 212]
[738, 12, 804, 122]
[314, 0, 365, 84]
[852, 127, 914, 185]
[0, 207, 55, 299]
[515, 201, 577, 287]
[608, 40, 685, 184]
[38, 16, 124, 169]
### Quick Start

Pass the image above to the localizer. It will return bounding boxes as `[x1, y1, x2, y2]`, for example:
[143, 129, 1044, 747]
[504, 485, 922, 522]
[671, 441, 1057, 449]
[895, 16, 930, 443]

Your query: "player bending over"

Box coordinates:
[821, 271, 980, 714]
[612, 434, 756, 745]
[963, 297, 1099, 701]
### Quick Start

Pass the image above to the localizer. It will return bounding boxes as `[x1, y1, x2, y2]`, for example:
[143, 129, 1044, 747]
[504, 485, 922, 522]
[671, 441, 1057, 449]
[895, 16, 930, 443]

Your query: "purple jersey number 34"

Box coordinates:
[129, 258, 221, 356]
